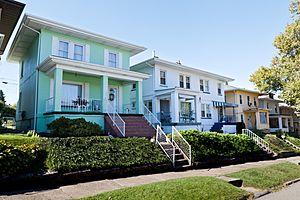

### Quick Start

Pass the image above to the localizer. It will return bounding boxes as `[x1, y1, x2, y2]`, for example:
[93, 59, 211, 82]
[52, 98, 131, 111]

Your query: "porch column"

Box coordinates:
[278, 116, 283, 129]
[171, 91, 179, 122]
[136, 81, 143, 114]
[195, 95, 201, 123]
[100, 76, 108, 112]
[53, 68, 63, 111]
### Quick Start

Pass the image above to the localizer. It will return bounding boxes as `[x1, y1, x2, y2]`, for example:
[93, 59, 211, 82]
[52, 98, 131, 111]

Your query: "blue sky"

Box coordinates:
[0, 0, 292, 104]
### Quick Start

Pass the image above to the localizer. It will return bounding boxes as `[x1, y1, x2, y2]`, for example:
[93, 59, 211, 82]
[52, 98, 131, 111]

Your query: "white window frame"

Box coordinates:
[58, 40, 69, 58]
[205, 80, 209, 92]
[200, 79, 204, 91]
[74, 44, 84, 61]
[179, 75, 184, 88]
[104, 49, 122, 68]
[160, 70, 166, 85]
[186, 76, 190, 89]
[217, 83, 222, 96]
[201, 103, 211, 118]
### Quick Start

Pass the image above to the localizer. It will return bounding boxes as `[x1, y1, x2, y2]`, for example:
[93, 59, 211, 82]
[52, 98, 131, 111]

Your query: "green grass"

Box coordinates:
[0, 133, 43, 145]
[286, 136, 300, 148]
[81, 176, 250, 200]
[228, 162, 300, 190]
[264, 134, 295, 153]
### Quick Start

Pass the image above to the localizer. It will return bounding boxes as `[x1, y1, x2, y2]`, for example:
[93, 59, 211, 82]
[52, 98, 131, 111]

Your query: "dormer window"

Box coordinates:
[58, 41, 68, 58]
[74, 44, 83, 61]
[108, 52, 117, 68]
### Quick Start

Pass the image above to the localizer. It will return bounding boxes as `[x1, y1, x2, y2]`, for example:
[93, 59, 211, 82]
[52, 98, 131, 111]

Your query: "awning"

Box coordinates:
[212, 101, 225, 107]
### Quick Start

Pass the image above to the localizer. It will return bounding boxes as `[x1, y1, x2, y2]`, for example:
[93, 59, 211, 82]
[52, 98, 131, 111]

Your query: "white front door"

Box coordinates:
[108, 87, 119, 112]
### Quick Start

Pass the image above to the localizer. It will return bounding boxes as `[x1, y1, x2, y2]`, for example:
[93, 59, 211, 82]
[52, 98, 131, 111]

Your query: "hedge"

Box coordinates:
[0, 141, 45, 178]
[179, 130, 262, 162]
[47, 117, 104, 137]
[46, 136, 169, 172]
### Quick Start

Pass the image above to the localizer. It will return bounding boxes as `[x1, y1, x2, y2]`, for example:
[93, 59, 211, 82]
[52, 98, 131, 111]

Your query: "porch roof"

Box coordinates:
[38, 56, 150, 82]
[154, 87, 200, 97]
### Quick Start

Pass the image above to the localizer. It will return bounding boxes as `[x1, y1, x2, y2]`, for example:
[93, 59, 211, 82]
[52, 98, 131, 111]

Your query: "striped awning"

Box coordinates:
[212, 101, 225, 107]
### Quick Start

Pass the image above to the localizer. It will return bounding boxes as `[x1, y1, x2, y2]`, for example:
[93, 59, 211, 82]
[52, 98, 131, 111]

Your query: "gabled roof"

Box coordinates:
[131, 57, 234, 82]
[7, 14, 146, 62]
[0, 0, 25, 55]
[224, 85, 263, 94]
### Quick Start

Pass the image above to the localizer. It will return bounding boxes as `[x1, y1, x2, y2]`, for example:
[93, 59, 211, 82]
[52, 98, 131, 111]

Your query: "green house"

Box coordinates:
[7, 14, 152, 136]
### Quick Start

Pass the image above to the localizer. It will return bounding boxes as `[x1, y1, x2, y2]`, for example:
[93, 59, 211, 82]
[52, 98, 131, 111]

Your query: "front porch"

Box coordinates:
[269, 114, 294, 133]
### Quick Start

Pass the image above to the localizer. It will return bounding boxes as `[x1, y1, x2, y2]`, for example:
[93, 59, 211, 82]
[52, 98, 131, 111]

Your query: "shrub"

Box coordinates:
[46, 136, 169, 172]
[0, 141, 46, 178]
[47, 117, 103, 137]
[179, 130, 262, 162]
[236, 122, 246, 134]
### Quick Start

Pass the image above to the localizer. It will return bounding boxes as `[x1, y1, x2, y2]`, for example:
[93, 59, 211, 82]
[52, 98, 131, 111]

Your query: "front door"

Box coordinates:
[248, 115, 252, 129]
[218, 107, 224, 122]
[108, 87, 119, 112]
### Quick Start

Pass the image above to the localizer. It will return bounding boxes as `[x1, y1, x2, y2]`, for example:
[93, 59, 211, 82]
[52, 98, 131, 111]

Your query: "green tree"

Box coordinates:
[250, 0, 300, 110]
[0, 90, 5, 103]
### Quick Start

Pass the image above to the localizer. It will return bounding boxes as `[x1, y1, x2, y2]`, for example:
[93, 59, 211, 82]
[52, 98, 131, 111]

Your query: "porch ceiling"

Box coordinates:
[38, 56, 150, 82]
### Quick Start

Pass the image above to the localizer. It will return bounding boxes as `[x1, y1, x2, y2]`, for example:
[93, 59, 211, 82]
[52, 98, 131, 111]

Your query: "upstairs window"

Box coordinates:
[201, 103, 211, 118]
[58, 41, 69, 58]
[275, 105, 278, 113]
[160, 70, 166, 85]
[267, 103, 269, 109]
[217, 83, 222, 95]
[200, 79, 204, 91]
[205, 80, 209, 92]
[74, 44, 83, 61]
[179, 75, 184, 88]
[186, 76, 190, 89]
[132, 83, 136, 90]
[254, 97, 257, 106]
[200, 79, 209, 92]
[108, 52, 117, 68]
[239, 95, 243, 104]
[247, 96, 251, 106]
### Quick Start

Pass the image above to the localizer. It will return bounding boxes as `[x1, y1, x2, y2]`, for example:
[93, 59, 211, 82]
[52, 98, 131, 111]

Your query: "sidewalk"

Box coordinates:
[1, 156, 300, 200]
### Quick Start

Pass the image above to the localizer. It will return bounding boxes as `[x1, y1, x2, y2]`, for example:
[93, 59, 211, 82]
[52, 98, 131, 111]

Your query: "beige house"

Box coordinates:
[225, 86, 269, 130]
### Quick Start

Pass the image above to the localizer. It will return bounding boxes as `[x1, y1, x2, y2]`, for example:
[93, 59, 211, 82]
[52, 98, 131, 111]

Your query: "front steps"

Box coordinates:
[105, 115, 156, 138]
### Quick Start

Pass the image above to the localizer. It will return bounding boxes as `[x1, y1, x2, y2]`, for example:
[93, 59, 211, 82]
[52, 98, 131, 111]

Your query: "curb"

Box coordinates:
[283, 178, 300, 187]
[253, 190, 271, 199]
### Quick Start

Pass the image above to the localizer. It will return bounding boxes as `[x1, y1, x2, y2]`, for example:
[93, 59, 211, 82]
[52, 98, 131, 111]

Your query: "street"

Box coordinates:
[258, 181, 300, 200]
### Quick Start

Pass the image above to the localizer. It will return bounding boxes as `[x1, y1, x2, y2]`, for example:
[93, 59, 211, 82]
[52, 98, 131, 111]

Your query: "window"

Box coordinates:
[267, 103, 269, 109]
[58, 41, 69, 58]
[132, 83, 136, 90]
[241, 114, 244, 122]
[160, 70, 166, 85]
[247, 96, 251, 106]
[200, 80, 204, 91]
[179, 75, 184, 88]
[132, 101, 136, 109]
[205, 80, 209, 92]
[180, 102, 191, 113]
[62, 83, 83, 103]
[253, 97, 257, 106]
[200, 79, 209, 92]
[20, 61, 24, 78]
[186, 76, 190, 89]
[260, 112, 267, 124]
[201, 103, 211, 118]
[217, 83, 222, 95]
[74, 44, 83, 61]
[108, 52, 117, 68]
[239, 95, 243, 104]
[275, 105, 278, 113]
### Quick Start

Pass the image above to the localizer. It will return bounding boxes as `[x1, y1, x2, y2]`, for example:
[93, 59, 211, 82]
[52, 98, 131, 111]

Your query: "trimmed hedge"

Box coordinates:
[179, 130, 262, 162]
[46, 136, 169, 172]
[0, 141, 45, 178]
[47, 117, 104, 137]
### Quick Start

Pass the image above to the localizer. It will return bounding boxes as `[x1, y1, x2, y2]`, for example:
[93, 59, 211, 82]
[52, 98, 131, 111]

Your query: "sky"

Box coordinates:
[0, 0, 292, 104]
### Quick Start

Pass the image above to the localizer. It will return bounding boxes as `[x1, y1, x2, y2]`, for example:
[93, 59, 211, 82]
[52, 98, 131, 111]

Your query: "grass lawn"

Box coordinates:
[228, 162, 300, 190]
[0, 133, 43, 145]
[264, 134, 295, 153]
[81, 176, 250, 200]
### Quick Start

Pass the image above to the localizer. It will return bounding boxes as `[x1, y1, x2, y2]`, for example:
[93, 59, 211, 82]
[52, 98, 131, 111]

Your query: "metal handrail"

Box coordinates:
[107, 102, 125, 137]
[144, 105, 161, 129]
[156, 125, 175, 167]
[172, 126, 192, 166]
[242, 129, 273, 154]
[45, 97, 54, 112]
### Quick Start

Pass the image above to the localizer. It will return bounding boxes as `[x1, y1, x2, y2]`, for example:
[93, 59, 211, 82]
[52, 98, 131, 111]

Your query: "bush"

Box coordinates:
[236, 122, 246, 134]
[0, 141, 46, 178]
[46, 136, 169, 172]
[47, 117, 103, 137]
[179, 130, 262, 162]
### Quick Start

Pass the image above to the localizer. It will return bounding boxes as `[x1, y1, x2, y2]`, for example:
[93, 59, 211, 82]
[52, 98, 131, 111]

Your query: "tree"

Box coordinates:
[250, 0, 300, 110]
[0, 90, 5, 103]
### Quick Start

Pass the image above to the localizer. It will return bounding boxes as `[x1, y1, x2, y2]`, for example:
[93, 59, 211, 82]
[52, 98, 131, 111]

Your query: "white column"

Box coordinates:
[278, 116, 283, 129]
[53, 68, 63, 112]
[195, 95, 201, 123]
[170, 91, 179, 122]
[136, 81, 143, 114]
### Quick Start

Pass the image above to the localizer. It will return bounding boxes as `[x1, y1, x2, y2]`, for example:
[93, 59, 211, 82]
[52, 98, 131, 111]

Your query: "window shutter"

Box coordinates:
[84, 83, 90, 100]
[118, 52, 122, 68]
[104, 49, 109, 66]
[85, 44, 90, 62]
[50, 79, 54, 98]
[52, 37, 59, 56]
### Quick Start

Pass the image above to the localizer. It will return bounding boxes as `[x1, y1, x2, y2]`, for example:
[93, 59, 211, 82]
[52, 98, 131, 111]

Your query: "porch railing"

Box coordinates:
[123, 103, 136, 114]
[179, 111, 196, 123]
[143, 105, 161, 129]
[157, 112, 172, 124]
[45, 97, 54, 113]
[219, 115, 236, 123]
[107, 101, 125, 137]
[156, 125, 175, 167]
[172, 126, 192, 166]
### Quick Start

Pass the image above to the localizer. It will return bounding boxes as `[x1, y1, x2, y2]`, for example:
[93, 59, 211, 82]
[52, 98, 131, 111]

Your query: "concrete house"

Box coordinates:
[7, 14, 158, 137]
[130, 57, 234, 132]
[225, 86, 270, 130]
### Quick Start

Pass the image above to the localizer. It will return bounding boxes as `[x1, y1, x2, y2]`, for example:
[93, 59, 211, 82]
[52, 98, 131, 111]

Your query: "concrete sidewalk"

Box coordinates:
[1, 156, 300, 200]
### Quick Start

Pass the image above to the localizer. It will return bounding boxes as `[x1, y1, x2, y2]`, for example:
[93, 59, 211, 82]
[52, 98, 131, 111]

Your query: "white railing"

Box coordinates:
[282, 137, 300, 150]
[144, 105, 161, 129]
[107, 101, 125, 137]
[156, 125, 175, 167]
[45, 97, 54, 112]
[242, 129, 274, 154]
[61, 98, 102, 112]
[172, 126, 192, 166]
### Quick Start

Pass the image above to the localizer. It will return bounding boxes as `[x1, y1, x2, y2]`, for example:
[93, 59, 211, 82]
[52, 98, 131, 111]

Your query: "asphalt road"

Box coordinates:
[258, 182, 300, 200]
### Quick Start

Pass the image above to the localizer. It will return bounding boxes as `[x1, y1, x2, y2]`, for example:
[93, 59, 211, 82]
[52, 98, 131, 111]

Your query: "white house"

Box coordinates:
[130, 57, 234, 132]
